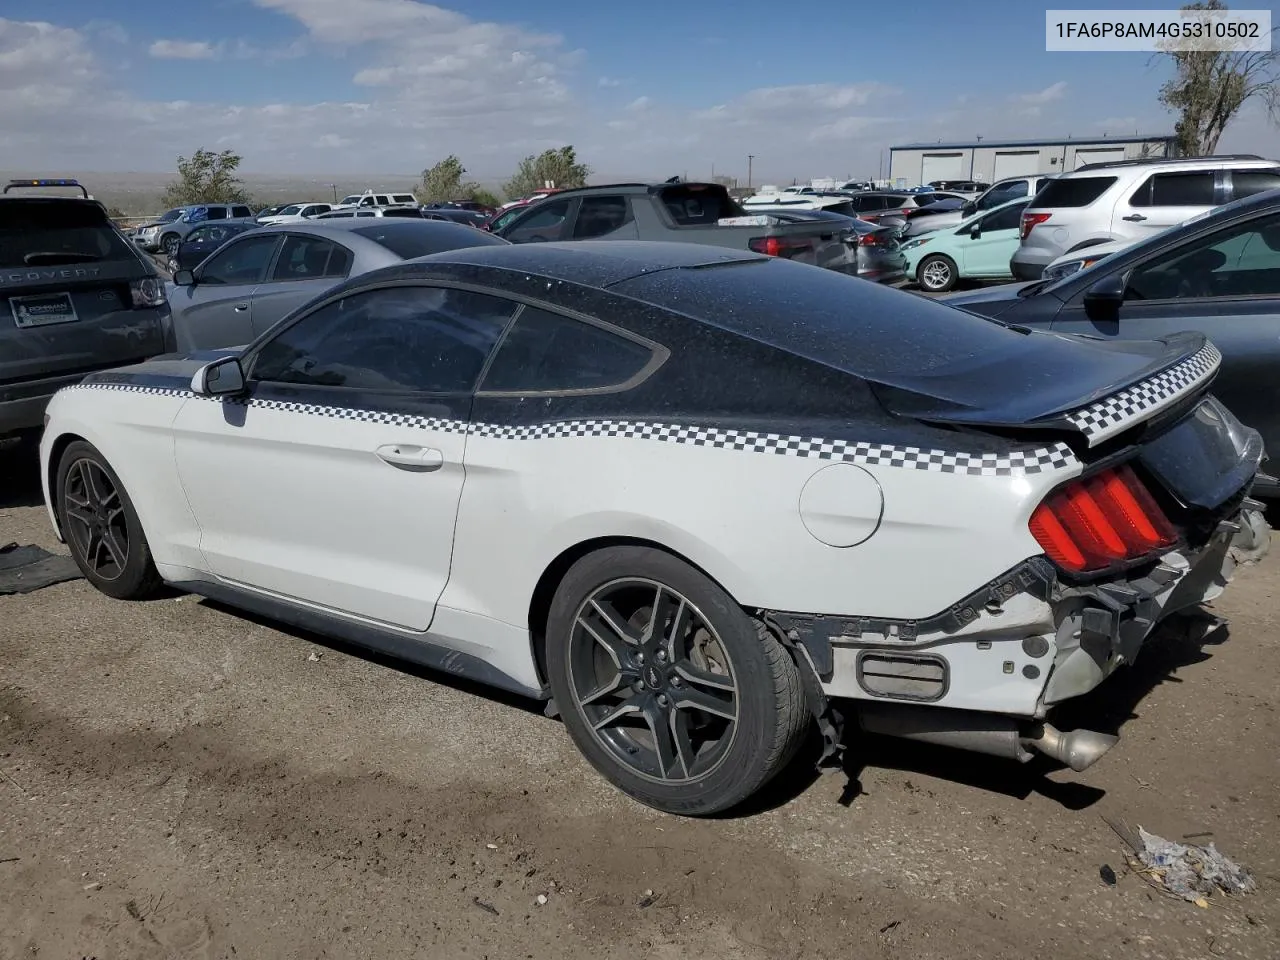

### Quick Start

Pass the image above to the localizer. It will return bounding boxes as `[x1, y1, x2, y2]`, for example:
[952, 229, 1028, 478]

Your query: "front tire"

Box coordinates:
[546, 546, 809, 816]
[55, 440, 164, 600]
[917, 253, 958, 292]
[161, 233, 181, 258]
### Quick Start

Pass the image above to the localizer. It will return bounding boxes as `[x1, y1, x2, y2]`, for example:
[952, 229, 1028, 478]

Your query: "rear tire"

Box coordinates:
[55, 440, 164, 600]
[546, 546, 809, 816]
[918, 254, 958, 292]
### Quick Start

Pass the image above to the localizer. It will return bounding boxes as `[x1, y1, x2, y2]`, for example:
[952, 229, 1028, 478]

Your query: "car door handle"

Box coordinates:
[375, 443, 445, 471]
[1122, 214, 1147, 222]
[233, 303, 250, 311]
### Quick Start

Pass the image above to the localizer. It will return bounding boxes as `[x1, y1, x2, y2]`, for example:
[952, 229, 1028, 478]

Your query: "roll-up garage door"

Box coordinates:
[992, 151, 1040, 180]
[920, 152, 964, 183]
[1074, 148, 1126, 168]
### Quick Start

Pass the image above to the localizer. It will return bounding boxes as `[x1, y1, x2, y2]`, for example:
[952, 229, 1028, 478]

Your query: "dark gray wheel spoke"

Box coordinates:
[101, 529, 127, 569]
[591, 700, 641, 732]
[65, 503, 96, 527]
[578, 609, 635, 670]
[671, 683, 737, 721]
[579, 671, 628, 707]
[669, 707, 696, 779]
[640, 696, 679, 780]
[78, 461, 102, 505]
[674, 661, 735, 692]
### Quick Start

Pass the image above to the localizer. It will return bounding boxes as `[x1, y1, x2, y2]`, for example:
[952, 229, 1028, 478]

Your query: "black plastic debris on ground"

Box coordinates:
[0, 542, 82, 595]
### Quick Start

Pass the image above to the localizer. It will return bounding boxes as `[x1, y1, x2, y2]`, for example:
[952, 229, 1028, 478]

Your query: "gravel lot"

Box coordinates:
[1, 443, 1277, 960]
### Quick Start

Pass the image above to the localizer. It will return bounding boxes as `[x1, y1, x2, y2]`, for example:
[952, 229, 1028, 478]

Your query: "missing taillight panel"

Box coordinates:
[1029, 464, 1177, 573]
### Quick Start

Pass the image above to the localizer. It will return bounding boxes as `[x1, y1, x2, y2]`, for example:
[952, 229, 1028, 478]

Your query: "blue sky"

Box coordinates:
[2, 0, 1278, 183]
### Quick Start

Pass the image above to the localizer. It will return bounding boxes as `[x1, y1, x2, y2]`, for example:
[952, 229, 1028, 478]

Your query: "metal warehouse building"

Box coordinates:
[888, 134, 1178, 186]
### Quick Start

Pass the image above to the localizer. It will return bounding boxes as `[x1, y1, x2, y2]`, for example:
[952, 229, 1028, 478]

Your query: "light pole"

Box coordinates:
[747, 154, 754, 190]
[329, 183, 338, 203]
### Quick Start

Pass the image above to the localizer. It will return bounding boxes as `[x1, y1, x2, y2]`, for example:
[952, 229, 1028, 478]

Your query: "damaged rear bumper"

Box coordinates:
[765, 503, 1269, 767]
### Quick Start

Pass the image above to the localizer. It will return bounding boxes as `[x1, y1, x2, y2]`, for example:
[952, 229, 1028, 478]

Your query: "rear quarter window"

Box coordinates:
[657, 185, 741, 225]
[1033, 176, 1117, 208]
[480, 307, 663, 394]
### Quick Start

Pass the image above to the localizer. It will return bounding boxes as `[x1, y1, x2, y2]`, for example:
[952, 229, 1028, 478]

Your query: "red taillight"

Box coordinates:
[1021, 212, 1051, 240]
[748, 236, 816, 258]
[1029, 465, 1177, 573]
[857, 233, 880, 247]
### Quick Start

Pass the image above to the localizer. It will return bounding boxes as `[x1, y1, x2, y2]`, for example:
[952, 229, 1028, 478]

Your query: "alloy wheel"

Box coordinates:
[921, 258, 953, 290]
[567, 578, 740, 784]
[63, 458, 130, 581]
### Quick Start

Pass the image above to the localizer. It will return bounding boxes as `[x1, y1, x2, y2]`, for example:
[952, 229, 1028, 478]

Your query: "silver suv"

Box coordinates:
[134, 203, 255, 257]
[1011, 155, 1280, 280]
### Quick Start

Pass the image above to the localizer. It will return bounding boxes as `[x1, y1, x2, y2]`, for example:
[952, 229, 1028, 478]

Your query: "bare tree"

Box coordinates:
[1157, 0, 1280, 155]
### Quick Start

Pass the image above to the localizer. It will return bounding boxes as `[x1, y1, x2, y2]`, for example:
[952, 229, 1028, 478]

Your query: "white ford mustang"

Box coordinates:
[39, 240, 1269, 815]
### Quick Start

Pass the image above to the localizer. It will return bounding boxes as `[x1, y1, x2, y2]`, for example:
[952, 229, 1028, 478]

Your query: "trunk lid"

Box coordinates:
[0, 199, 168, 386]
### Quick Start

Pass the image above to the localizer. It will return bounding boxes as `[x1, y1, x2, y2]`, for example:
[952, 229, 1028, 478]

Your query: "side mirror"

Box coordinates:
[1082, 271, 1126, 319]
[969, 225, 982, 239]
[962, 201, 976, 216]
[190, 356, 246, 397]
[172, 269, 195, 286]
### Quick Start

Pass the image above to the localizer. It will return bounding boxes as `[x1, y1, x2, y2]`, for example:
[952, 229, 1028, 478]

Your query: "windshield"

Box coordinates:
[338, 195, 362, 205]
[157, 208, 185, 223]
[277, 204, 303, 216]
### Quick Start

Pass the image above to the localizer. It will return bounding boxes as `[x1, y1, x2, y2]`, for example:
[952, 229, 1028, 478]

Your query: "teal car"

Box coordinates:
[901, 197, 1031, 292]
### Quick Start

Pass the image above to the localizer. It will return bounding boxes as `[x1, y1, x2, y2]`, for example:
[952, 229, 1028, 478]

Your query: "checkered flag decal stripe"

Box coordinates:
[1065, 343, 1221, 445]
[66, 382, 1080, 477]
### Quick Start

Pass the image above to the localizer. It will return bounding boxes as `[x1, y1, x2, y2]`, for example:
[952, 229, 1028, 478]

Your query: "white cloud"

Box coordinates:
[1013, 81, 1067, 105]
[149, 39, 220, 60]
[85, 20, 129, 44]
[625, 96, 651, 112]
[597, 75, 621, 87]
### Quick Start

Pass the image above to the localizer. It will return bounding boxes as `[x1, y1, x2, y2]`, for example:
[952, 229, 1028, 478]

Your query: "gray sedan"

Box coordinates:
[167, 219, 509, 351]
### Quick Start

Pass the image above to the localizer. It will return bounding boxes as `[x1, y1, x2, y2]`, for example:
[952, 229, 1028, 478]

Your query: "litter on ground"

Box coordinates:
[1134, 826, 1257, 905]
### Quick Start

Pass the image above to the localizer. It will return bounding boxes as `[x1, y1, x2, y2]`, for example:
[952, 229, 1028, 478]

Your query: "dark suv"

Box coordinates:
[0, 179, 173, 441]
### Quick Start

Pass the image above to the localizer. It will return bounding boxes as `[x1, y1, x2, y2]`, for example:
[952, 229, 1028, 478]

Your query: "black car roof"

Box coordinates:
[398, 240, 765, 288]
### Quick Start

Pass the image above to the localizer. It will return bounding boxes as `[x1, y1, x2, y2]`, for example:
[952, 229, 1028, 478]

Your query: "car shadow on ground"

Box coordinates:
[834, 610, 1229, 811]
[194, 595, 828, 818]
[195, 597, 549, 719]
[0, 440, 45, 510]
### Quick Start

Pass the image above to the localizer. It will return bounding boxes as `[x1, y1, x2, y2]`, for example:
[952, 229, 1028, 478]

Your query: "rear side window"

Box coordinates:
[392, 194, 417, 205]
[573, 196, 634, 238]
[481, 307, 661, 394]
[1033, 176, 1117, 208]
[1230, 170, 1280, 200]
[205, 207, 228, 221]
[270, 235, 352, 281]
[351, 222, 507, 259]
[232, 206, 253, 218]
[981, 202, 1027, 232]
[0, 200, 136, 267]
[658, 185, 740, 225]
[1131, 171, 1215, 207]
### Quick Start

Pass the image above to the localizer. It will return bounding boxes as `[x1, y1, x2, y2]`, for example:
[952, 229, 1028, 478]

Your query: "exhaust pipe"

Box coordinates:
[857, 703, 1117, 772]
[1020, 722, 1118, 772]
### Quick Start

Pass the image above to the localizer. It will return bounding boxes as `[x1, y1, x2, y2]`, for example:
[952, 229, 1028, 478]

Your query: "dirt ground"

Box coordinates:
[1, 443, 1277, 960]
